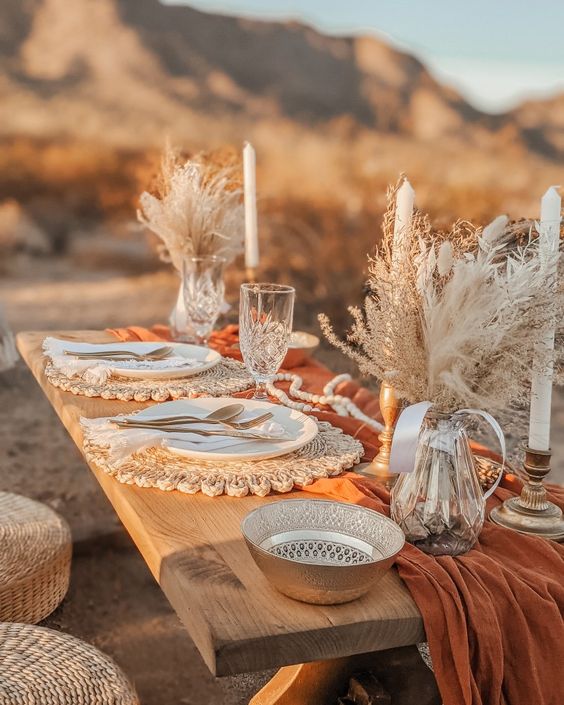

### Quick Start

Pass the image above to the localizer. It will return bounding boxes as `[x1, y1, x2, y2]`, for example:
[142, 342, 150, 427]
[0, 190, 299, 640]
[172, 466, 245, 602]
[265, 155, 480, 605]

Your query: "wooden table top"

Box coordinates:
[17, 330, 424, 677]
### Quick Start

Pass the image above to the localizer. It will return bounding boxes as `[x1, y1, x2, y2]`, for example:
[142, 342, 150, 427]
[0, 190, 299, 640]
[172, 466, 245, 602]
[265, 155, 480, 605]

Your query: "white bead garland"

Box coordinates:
[266, 372, 384, 431]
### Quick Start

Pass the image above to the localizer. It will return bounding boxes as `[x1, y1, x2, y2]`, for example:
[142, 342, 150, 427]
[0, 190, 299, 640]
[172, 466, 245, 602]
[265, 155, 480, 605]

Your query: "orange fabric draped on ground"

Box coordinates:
[108, 324, 564, 705]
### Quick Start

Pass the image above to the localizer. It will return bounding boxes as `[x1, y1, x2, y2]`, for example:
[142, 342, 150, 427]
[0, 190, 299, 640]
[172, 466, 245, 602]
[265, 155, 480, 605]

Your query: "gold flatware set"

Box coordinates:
[63, 346, 173, 361]
[112, 403, 278, 440]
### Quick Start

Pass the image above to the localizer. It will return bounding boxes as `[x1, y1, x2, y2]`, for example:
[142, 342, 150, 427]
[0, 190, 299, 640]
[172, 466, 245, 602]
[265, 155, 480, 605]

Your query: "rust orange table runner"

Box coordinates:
[108, 324, 564, 705]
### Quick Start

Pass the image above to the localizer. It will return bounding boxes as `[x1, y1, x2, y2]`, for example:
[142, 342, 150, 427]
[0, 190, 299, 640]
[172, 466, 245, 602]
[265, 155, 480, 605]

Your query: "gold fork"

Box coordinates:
[116, 411, 274, 431]
[63, 346, 173, 361]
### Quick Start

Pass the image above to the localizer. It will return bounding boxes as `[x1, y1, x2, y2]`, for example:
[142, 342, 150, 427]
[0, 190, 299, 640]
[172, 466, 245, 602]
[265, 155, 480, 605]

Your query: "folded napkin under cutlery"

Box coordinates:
[43, 337, 199, 384]
[81, 412, 289, 462]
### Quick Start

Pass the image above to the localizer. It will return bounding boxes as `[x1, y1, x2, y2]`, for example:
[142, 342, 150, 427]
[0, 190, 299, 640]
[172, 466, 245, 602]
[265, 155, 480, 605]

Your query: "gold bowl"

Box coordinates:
[282, 331, 320, 368]
[241, 499, 404, 605]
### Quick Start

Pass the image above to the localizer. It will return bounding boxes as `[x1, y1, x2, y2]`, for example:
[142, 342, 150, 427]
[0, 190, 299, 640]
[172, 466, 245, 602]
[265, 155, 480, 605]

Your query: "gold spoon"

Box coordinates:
[115, 403, 245, 428]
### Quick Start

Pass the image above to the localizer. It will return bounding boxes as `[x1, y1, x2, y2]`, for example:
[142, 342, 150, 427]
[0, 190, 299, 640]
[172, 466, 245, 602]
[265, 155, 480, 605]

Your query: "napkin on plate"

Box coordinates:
[81, 412, 289, 463]
[43, 337, 199, 384]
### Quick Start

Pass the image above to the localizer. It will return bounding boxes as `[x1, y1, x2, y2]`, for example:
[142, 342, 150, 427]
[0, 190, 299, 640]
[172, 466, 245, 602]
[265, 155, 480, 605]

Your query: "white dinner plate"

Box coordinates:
[134, 397, 319, 461]
[47, 339, 221, 380]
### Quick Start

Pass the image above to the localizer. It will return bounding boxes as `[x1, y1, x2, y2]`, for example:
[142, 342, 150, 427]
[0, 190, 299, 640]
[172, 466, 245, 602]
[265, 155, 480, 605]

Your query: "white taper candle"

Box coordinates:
[391, 178, 415, 271]
[528, 186, 561, 451]
[243, 141, 259, 269]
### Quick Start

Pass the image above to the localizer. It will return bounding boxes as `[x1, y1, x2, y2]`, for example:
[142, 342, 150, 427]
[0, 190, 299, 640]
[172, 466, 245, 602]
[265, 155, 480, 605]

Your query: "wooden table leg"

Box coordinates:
[249, 646, 441, 705]
[249, 657, 358, 705]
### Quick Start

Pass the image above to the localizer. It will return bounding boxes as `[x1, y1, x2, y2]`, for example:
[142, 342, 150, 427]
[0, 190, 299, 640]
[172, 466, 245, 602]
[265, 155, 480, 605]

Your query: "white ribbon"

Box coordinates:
[388, 401, 432, 474]
[389, 403, 505, 499]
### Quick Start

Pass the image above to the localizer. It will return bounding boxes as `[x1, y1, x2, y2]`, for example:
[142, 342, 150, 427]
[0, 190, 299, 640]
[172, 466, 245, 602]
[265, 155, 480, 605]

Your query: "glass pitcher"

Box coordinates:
[390, 410, 485, 556]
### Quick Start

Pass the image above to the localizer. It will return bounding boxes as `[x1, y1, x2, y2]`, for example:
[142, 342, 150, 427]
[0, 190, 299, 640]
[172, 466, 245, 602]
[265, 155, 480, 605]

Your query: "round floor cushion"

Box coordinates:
[0, 492, 71, 623]
[0, 623, 139, 704]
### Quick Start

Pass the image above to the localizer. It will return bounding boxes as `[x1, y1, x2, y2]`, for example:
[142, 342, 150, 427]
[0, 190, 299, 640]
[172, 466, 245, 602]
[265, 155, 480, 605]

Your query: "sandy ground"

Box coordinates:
[1, 260, 563, 704]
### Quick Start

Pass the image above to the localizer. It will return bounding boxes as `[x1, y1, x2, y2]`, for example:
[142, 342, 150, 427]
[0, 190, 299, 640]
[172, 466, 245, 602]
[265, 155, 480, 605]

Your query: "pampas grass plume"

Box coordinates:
[137, 146, 244, 271]
[319, 184, 563, 416]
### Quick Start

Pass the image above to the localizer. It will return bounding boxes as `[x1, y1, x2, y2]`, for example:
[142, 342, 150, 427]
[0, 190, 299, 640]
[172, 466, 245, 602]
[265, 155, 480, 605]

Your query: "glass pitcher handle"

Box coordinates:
[456, 408, 506, 499]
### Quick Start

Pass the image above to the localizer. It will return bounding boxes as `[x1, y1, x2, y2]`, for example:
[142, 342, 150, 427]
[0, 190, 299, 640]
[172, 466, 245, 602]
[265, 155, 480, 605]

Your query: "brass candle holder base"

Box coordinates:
[245, 267, 258, 283]
[357, 380, 400, 489]
[490, 447, 564, 542]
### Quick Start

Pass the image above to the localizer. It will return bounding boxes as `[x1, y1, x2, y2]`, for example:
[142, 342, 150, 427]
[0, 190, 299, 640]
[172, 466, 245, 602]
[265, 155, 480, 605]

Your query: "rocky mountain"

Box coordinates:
[511, 93, 564, 158]
[0, 0, 562, 159]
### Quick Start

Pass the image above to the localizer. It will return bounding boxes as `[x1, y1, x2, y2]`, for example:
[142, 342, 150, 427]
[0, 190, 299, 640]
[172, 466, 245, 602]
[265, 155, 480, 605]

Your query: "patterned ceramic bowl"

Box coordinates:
[241, 499, 404, 604]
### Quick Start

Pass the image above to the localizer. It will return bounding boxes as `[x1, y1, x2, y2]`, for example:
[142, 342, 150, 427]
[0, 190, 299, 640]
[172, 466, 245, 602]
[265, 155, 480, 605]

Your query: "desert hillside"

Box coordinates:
[0, 0, 562, 157]
[1, 0, 563, 335]
[0, 0, 563, 331]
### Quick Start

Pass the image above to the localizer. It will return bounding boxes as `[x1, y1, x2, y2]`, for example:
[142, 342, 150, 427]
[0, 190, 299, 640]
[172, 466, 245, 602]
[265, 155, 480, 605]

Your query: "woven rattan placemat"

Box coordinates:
[45, 357, 254, 401]
[83, 420, 364, 497]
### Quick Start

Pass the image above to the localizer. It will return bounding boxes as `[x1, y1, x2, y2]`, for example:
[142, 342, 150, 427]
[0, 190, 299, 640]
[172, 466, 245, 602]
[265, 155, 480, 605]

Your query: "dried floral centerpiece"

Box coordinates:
[320, 182, 563, 554]
[138, 146, 244, 341]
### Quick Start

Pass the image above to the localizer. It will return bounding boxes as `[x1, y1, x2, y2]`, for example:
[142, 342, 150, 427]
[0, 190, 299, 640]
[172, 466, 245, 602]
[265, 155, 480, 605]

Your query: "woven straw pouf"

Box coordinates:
[0, 623, 139, 704]
[0, 492, 71, 623]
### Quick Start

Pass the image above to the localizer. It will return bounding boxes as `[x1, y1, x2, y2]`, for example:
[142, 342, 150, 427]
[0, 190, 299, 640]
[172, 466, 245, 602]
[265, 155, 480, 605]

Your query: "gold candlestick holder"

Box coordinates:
[245, 266, 258, 283]
[358, 379, 401, 488]
[490, 446, 564, 541]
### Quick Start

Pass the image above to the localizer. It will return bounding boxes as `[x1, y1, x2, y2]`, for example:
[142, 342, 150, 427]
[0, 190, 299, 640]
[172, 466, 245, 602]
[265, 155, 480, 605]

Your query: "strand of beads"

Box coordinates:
[323, 374, 352, 416]
[266, 373, 384, 431]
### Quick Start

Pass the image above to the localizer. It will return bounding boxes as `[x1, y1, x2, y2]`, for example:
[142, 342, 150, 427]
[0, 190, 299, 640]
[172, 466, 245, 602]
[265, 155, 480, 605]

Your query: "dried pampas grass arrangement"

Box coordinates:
[319, 181, 563, 415]
[138, 145, 244, 271]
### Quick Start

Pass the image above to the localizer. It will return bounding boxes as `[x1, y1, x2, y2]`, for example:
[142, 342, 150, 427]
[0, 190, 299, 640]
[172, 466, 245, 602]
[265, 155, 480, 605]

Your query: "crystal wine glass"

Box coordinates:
[239, 283, 295, 400]
[182, 255, 226, 345]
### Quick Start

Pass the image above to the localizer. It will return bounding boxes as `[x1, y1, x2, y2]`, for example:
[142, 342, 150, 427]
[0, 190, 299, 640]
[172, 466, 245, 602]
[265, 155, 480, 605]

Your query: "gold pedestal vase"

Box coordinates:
[359, 380, 401, 488]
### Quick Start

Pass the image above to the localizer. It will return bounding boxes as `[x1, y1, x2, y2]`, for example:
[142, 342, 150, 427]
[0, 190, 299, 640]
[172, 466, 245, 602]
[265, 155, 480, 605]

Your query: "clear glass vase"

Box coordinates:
[170, 255, 225, 345]
[390, 411, 485, 556]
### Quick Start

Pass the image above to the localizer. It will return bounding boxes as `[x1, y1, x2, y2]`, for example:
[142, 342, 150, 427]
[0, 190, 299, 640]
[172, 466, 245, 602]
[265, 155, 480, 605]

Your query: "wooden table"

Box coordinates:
[17, 331, 424, 679]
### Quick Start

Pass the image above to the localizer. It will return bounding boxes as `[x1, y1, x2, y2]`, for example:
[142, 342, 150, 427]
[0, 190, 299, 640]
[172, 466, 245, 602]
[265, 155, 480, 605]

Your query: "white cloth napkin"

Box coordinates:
[43, 337, 199, 384]
[81, 412, 288, 463]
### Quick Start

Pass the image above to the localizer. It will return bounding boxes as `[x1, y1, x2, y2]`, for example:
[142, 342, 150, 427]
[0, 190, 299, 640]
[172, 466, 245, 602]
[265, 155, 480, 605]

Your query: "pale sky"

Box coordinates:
[164, 0, 564, 113]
